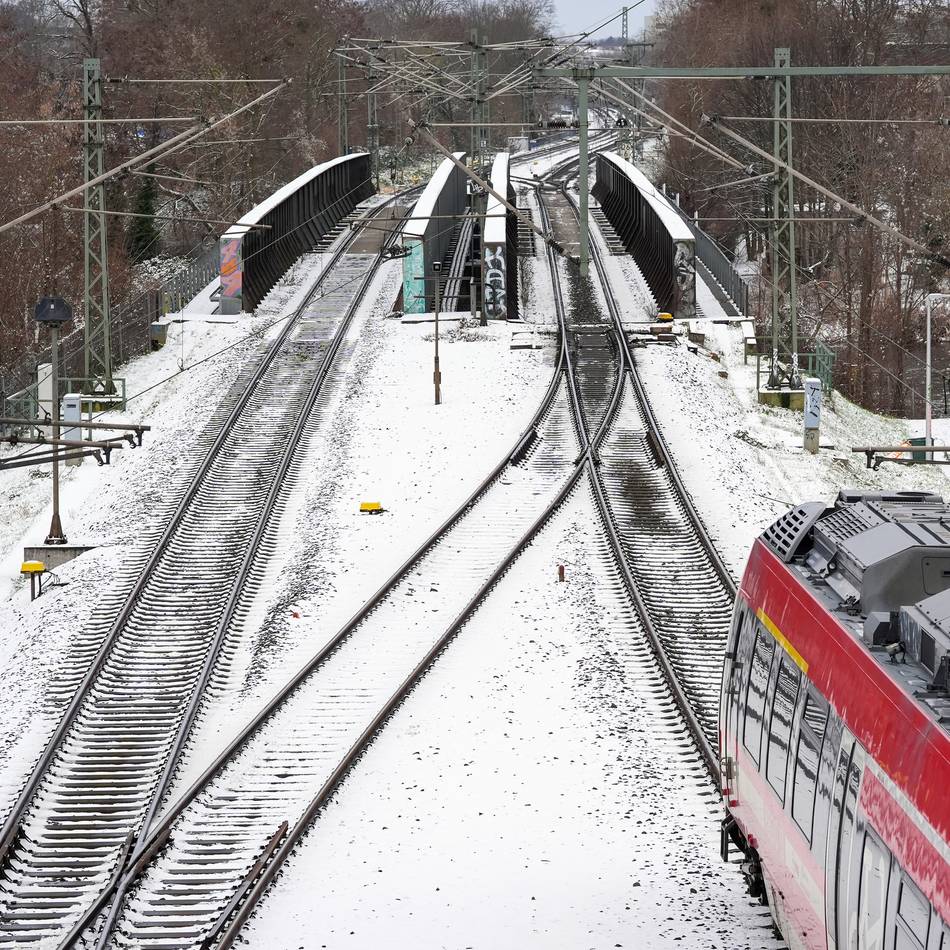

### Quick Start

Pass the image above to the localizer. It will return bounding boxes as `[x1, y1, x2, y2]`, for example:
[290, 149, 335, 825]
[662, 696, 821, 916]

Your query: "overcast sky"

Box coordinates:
[551, 0, 659, 37]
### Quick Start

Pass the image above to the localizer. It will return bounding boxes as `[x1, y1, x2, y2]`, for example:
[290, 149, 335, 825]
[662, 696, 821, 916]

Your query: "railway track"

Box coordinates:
[99, 140, 734, 950]
[549, 163, 737, 761]
[2, 143, 736, 949]
[0, 192, 405, 948]
[46, 147, 630, 950]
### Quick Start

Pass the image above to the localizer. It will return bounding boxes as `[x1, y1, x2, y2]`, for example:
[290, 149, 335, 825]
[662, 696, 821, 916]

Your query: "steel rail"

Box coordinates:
[533, 165, 723, 779]
[86, 195, 414, 950]
[68, 142, 613, 949]
[0, 193, 407, 942]
[553, 174, 729, 778]
[49, 193, 416, 950]
[565, 181, 738, 600]
[206, 151, 629, 950]
[65, 244, 571, 950]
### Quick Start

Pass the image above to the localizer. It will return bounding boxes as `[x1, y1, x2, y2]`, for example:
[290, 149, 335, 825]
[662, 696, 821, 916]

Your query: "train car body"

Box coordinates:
[721, 491, 950, 950]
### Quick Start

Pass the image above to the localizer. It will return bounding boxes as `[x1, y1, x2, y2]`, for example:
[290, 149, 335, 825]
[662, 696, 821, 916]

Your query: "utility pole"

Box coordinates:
[478, 35, 489, 162]
[82, 58, 113, 396]
[433, 261, 442, 404]
[577, 68, 593, 278]
[367, 62, 379, 189]
[337, 50, 349, 156]
[470, 30, 481, 167]
[621, 7, 633, 158]
[521, 52, 534, 131]
[35, 297, 73, 544]
[769, 47, 799, 389]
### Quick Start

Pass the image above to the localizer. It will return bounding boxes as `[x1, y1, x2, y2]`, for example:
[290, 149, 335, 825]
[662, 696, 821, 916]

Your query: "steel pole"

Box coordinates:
[577, 74, 590, 278]
[926, 295, 933, 446]
[45, 324, 66, 544]
[434, 267, 442, 405]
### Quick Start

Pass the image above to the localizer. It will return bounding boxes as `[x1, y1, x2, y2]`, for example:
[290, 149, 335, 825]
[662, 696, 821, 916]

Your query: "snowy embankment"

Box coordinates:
[0, 250, 554, 820]
[635, 309, 950, 579]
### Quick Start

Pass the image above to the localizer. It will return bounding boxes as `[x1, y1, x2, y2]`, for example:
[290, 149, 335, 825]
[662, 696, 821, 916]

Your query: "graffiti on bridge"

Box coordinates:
[483, 244, 507, 320]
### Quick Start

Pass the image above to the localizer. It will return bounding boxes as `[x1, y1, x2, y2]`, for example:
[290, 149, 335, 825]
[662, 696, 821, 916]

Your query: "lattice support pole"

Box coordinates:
[82, 58, 113, 395]
[576, 68, 593, 278]
[337, 50, 349, 156]
[367, 64, 379, 189]
[769, 47, 800, 388]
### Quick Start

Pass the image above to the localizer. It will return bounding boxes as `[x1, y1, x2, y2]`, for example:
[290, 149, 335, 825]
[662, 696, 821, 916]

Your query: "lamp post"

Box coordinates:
[34, 296, 73, 544]
[926, 293, 950, 448]
[432, 260, 442, 405]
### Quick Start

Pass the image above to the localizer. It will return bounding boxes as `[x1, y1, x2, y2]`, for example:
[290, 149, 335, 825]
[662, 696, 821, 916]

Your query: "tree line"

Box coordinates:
[653, 0, 949, 415]
[0, 0, 553, 396]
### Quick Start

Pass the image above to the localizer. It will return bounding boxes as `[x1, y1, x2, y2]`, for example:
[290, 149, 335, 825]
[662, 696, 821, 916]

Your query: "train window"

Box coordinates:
[743, 627, 775, 766]
[894, 874, 929, 949]
[858, 830, 891, 950]
[792, 688, 829, 841]
[766, 652, 801, 801]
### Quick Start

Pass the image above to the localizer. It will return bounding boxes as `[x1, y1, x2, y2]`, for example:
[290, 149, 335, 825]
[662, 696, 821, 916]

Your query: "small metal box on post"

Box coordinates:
[34, 296, 73, 543]
[61, 393, 83, 468]
[803, 376, 821, 454]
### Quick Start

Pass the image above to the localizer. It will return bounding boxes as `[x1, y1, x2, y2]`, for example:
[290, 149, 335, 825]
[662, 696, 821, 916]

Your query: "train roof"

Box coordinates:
[761, 490, 950, 729]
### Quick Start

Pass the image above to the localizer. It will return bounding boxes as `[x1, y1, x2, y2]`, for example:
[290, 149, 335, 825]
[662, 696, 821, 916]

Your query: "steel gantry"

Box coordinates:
[82, 58, 114, 396]
[536, 61, 950, 325]
[770, 47, 799, 388]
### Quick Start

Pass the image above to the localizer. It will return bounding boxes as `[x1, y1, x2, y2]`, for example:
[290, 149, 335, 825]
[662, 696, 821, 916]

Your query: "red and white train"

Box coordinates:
[720, 490, 950, 950]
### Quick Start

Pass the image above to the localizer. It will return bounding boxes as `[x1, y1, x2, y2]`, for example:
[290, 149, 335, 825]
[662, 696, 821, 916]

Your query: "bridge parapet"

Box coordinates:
[220, 153, 374, 314]
[401, 153, 467, 314]
[482, 152, 519, 321]
[592, 151, 695, 320]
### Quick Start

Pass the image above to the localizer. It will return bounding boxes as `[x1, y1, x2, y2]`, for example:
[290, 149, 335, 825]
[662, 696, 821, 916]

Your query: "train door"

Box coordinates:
[722, 606, 753, 806]
[826, 730, 865, 950]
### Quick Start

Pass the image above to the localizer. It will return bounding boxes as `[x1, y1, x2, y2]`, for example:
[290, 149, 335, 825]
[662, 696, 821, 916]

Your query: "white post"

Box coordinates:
[803, 377, 821, 454]
[926, 294, 933, 448]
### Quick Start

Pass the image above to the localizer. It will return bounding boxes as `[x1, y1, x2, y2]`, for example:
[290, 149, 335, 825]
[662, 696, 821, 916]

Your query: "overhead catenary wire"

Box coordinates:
[704, 114, 950, 267]
[57, 206, 273, 229]
[0, 80, 290, 237]
[0, 116, 198, 126]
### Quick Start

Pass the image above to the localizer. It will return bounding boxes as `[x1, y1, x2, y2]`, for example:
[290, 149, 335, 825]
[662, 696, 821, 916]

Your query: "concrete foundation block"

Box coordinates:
[758, 388, 805, 411]
[24, 544, 96, 571]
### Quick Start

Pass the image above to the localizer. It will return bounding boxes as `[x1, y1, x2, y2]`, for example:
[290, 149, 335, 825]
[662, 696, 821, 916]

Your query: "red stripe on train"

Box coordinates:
[743, 540, 950, 848]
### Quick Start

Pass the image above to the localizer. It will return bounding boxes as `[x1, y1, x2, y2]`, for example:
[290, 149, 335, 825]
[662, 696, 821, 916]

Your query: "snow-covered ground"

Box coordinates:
[241, 485, 783, 950]
[634, 289, 950, 578]
[4, 153, 945, 949]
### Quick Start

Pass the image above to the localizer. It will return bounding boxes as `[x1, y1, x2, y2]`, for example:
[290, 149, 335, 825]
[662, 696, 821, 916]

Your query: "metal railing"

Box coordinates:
[591, 151, 696, 320]
[675, 211, 750, 317]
